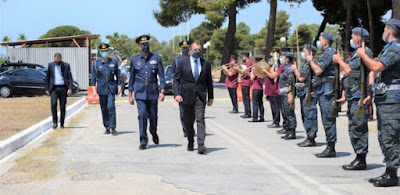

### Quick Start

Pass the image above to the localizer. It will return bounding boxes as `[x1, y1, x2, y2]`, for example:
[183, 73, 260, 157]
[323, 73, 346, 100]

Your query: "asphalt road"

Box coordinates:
[0, 87, 399, 194]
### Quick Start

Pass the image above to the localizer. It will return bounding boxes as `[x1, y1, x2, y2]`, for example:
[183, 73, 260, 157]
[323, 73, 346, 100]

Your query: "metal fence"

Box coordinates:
[7, 47, 89, 89]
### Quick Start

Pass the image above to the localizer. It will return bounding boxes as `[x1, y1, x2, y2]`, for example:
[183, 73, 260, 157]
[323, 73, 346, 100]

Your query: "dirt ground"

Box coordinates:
[0, 96, 79, 140]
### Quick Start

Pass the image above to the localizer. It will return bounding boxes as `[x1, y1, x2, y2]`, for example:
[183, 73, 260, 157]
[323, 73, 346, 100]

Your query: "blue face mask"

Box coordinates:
[382, 33, 387, 43]
[279, 58, 284, 64]
[300, 52, 306, 60]
[316, 41, 322, 49]
[141, 45, 150, 53]
[350, 39, 356, 49]
[101, 52, 109, 58]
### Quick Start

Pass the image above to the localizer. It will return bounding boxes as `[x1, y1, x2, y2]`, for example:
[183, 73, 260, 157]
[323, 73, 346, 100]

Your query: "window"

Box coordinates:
[27, 70, 44, 79]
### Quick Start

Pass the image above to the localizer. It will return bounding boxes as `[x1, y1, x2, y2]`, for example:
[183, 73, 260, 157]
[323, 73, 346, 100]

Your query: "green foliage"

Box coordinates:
[189, 22, 216, 44]
[289, 23, 312, 47]
[17, 33, 27, 41]
[39, 25, 98, 47]
[2, 36, 11, 42]
[105, 32, 135, 59]
[274, 10, 292, 41]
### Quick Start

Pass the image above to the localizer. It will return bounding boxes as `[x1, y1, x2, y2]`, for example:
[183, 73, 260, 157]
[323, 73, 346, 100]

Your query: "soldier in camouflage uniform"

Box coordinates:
[306, 32, 337, 158]
[290, 44, 319, 147]
[357, 18, 400, 187]
[333, 27, 373, 170]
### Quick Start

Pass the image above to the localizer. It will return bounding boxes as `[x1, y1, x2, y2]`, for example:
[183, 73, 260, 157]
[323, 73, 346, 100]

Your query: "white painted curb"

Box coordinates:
[0, 98, 87, 160]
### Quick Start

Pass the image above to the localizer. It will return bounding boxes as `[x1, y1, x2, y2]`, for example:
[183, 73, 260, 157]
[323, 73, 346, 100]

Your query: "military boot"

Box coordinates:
[297, 137, 316, 147]
[315, 142, 336, 158]
[373, 167, 399, 187]
[342, 154, 367, 170]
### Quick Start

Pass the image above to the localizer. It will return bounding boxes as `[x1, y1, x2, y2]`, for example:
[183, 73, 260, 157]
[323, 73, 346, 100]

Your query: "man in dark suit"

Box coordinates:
[45, 53, 74, 129]
[173, 41, 214, 155]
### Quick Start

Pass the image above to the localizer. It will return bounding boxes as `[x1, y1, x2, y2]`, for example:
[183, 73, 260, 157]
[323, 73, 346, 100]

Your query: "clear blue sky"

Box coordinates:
[0, 0, 391, 57]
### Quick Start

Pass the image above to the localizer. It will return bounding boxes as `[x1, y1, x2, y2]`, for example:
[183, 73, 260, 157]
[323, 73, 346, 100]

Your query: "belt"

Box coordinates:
[54, 85, 66, 87]
[321, 76, 335, 83]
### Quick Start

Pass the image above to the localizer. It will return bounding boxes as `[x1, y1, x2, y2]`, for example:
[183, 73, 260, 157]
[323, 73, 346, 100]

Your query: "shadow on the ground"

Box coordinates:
[367, 163, 385, 170]
[116, 131, 135, 135]
[205, 147, 227, 154]
[148, 144, 182, 149]
[66, 126, 88, 129]
[336, 152, 352, 157]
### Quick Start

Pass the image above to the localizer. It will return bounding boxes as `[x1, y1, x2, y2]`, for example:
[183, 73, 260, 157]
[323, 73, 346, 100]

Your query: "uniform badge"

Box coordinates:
[99, 65, 103, 69]
[137, 61, 141, 65]
[150, 60, 157, 65]
[109, 64, 115, 68]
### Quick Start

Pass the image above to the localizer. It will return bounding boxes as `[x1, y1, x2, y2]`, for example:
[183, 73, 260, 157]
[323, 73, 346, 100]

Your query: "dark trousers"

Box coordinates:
[179, 103, 186, 134]
[242, 86, 251, 116]
[136, 99, 158, 145]
[228, 87, 238, 111]
[50, 86, 67, 126]
[120, 74, 126, 94]
[280, 95, 297, 129]
[267, 96, 280, 125]
[183, 95, 206, 146]
[99, 93, 116, 129]
[278, 95, 288, 129]
[252, 89, 264, 121]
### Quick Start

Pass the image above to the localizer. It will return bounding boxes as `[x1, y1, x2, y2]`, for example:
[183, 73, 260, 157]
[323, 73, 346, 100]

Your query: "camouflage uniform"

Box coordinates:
[344, 47, 373, 154]
[375, 39, 400, 169]
[315, 46, 337, 143]
[298, 61, 319, 140]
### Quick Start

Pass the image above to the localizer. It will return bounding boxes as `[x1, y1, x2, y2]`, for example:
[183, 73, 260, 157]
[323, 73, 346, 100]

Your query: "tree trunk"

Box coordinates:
[264, 0, 277, 60]
[367, 0, 375, 54]
[219, 1, 237, 83]
[393, 0, 400, 19]
[313, 18, 327, 45]
[344, 6, 352, 53]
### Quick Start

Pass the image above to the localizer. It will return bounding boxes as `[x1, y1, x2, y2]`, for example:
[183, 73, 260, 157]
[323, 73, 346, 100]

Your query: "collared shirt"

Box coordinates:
[54, 64, 65, 85]
[119, 63, 128, 75]
[190, 55, 202, 78]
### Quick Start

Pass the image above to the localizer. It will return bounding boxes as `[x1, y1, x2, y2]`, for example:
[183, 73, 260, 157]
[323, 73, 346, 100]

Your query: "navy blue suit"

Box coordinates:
[129, 52, 165, 145]
[90, 58, 120, 130]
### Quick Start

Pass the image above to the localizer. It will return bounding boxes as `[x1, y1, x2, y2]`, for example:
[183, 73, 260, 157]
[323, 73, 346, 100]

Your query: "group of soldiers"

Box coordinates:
[88, 18, 400, 187]
[221, 18, 400, 188]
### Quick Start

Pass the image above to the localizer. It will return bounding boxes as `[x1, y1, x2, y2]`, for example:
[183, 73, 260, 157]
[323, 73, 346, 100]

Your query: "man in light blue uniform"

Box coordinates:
[129, 35, 166, 150]
[90, 43, 121, 136]
[357, 18, 400, 187]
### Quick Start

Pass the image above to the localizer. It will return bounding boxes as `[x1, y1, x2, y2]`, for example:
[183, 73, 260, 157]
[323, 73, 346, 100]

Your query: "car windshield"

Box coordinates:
[166, 67, 173, 77]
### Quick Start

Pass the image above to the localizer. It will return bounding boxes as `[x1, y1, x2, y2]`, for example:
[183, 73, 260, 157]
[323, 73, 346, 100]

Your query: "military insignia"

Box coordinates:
[141, 36, 147, 41]
[99, 65, 103, 69]
[109, 64, 115, 68]
[183, 41, 188, 46]
[137, 61, 141, 65]
[152, 69, 156, 73]
[101, 44, 106, 49]
[150, 60, 157, 65]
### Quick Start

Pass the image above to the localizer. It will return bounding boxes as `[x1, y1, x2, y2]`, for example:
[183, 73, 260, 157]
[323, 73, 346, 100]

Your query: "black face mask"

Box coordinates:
[242, 59, 246, 63]
[182, 48, 189, 55]
[192, 50, 202, 59]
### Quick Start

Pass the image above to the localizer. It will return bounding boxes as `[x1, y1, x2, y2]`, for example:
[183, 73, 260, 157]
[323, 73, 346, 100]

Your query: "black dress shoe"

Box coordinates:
[369, 173, 386, 184]
[139, 144, 147, 150]
[258, 119, 265, 122]
[267, 123, 280, 128]
[153, 134, 159, 145]
[297, 138, 316, 147]
[187, 143, 194, 151]
[229, 110, 239, 114]
[52, 124, 58, 129]
[276, 128, 288, 134]
[104, 129, 110, 134]
[111, 129, 117, 136]
[198, 144, 207, 154]
[60, 125, 65, 129]
[315, 142, 336, 158]
[248, 120, 258, 123]
[241, 115, 252, 119]
[342, 154, 367, 170]
[282, 129, 296, 140]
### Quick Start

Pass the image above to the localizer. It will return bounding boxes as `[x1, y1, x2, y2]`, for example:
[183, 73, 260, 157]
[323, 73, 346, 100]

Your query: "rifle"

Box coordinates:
[330, 42, 341, 118]
[289, 59, 297, 110]
[355, 22, 367, 118]
[304, 43, 314, 107]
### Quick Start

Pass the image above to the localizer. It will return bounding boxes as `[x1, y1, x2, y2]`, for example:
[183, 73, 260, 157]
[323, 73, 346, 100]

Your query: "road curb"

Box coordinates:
[0, 98, 87, 160]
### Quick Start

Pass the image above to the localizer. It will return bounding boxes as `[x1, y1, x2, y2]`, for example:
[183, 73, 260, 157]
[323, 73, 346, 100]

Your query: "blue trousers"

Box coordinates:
[99, 93, 116, 129]
[136, 99, 158, 145]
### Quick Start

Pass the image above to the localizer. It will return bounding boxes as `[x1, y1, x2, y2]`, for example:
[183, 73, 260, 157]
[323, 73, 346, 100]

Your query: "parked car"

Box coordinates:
[164, 65, 174, 95]
[0, 62, 47, 73]
[0, 69, 79, 98]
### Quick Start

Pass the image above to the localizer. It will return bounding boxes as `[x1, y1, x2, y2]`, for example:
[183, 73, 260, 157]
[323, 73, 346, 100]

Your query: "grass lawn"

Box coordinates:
[0, 96, 79, 141]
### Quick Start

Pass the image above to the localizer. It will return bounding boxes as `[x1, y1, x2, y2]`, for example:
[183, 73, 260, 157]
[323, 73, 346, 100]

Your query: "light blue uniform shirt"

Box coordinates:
[54, 65, 65, 85]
